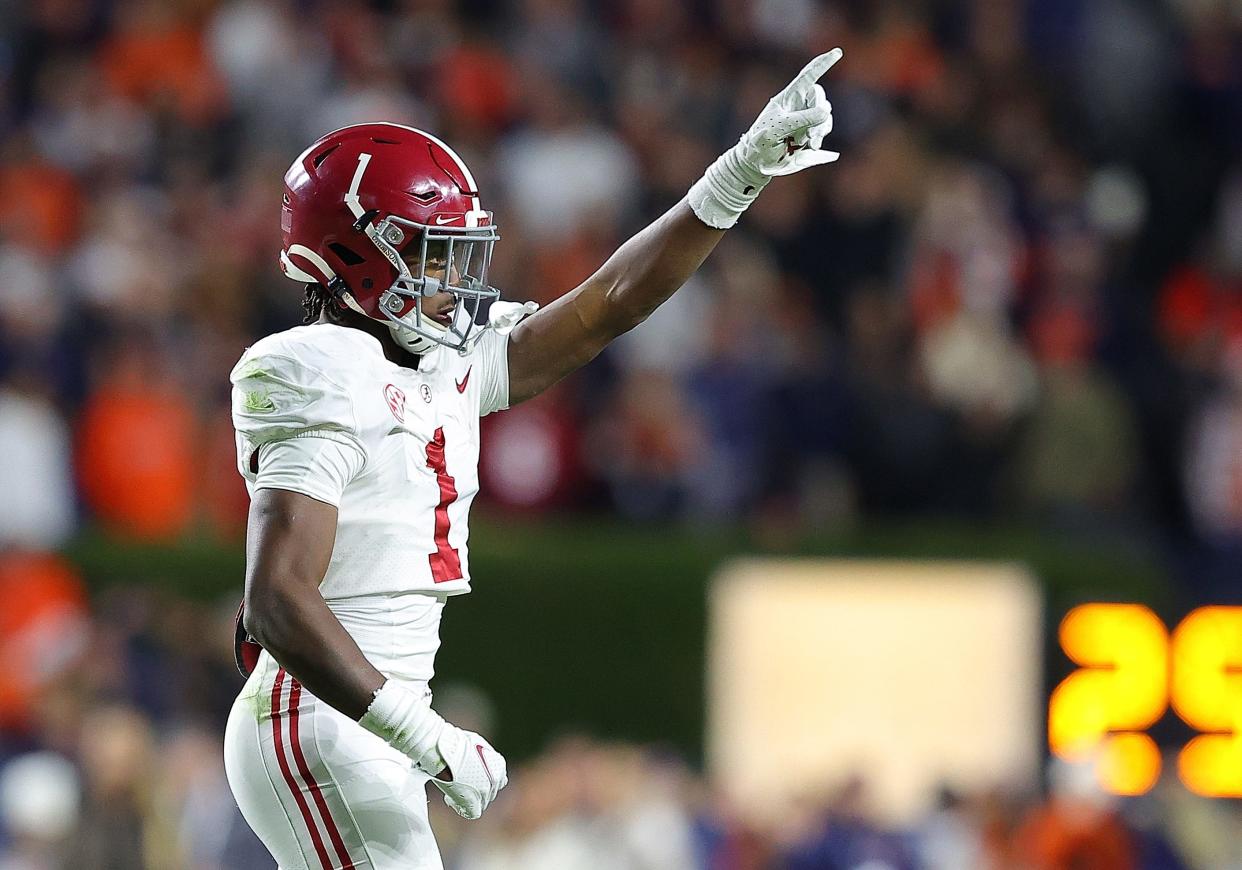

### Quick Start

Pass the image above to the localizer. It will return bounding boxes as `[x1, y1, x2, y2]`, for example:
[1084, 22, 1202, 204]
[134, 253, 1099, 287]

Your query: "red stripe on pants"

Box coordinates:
[287, 676, 356, 868]
[271, 668, 333, 869]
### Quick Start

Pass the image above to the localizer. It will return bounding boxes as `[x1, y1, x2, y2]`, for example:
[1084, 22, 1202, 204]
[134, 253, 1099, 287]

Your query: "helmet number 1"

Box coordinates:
[425, 428, 463, 582]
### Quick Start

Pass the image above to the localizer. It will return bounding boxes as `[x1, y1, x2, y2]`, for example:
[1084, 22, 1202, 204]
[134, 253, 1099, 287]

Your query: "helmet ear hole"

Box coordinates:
[328, 242, 366, 265]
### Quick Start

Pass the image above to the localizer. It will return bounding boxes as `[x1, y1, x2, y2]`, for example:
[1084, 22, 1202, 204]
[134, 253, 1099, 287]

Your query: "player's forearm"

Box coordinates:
[586, 199, 725, 338]
[243, 488, 384, 720]
[505, 200, 724, 404]
[244, 585, 384, 719]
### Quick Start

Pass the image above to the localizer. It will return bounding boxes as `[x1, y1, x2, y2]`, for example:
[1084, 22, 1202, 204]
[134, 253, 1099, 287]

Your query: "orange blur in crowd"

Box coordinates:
[0, 552, 88, 730]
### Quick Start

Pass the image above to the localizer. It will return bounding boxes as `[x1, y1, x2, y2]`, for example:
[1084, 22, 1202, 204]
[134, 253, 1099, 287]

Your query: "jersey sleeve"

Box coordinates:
[474, 326, 512, 417]
[230, 350, 368, 489]
[252, 436, 364, 507]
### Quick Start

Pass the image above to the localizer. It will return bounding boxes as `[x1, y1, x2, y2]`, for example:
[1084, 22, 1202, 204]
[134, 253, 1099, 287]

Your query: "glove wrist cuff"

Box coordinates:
[688, 144, 770, 229]
[358, 679, 446, 773]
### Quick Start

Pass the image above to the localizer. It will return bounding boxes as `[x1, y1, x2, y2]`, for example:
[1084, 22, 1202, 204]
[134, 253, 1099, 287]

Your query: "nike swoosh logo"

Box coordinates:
[433, 215, 459, 225]
[456, 367, 471, 393]
[476, 744, 495, 787]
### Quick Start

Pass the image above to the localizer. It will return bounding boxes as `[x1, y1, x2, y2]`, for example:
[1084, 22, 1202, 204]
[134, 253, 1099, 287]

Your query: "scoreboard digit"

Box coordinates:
[1047, 604, 1166, 795]
[1171, 607, 1242, 797]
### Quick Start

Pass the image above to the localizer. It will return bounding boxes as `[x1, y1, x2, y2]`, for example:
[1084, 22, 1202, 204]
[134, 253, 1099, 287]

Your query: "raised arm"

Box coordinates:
[506, 49, 843, 404]
[506, 204, 723, 403]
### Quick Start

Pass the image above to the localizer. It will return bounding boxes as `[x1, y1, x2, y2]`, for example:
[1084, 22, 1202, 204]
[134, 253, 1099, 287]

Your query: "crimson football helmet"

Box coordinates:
[279, 123, 500, 354]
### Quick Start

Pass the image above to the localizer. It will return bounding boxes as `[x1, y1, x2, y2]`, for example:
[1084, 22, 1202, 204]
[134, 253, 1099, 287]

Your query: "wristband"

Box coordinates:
[687, 144, 770, 229]
[358, 679, 446, 774]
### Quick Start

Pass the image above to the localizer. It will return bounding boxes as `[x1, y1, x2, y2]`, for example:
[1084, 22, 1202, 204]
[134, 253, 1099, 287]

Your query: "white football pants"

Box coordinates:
[224, 592, 447, 870]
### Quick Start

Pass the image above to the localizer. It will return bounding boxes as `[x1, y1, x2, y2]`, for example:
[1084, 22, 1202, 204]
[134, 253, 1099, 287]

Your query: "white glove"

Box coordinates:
[358, 680, 508, 819]
[688, 48, 843, 229]
[429, 723, 508, 819]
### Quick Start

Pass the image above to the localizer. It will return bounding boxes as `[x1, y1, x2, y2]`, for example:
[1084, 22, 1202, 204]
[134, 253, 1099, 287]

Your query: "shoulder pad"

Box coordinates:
[230, 327, 372, 445]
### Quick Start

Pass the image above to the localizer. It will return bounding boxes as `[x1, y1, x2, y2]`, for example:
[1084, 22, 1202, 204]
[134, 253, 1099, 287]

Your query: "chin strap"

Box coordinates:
[387, 320, 438, 355]
[388, 299, 540, 357]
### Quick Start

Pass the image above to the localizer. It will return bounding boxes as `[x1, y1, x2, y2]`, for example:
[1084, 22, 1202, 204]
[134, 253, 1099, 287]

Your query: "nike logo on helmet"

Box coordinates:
[456, 367, 471, 393]
[433, 215, 460, 225]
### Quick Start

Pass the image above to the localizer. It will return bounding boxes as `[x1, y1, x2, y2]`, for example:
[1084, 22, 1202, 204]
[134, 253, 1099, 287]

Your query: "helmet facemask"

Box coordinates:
[359, 214, 501, 355]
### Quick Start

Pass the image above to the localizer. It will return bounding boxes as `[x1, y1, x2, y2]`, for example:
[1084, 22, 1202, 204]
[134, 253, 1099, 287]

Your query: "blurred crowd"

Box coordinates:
[2, 0, 1242, 866]
[0, 0, 1239, 594]
[2, 582, 1241, 870]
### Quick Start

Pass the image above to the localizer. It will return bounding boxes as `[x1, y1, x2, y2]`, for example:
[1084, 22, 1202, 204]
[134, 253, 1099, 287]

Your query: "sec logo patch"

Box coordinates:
[384, 384, 406, 422]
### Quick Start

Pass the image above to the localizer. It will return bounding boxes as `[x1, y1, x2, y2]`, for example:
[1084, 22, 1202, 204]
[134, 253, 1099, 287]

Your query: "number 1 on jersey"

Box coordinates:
[425, 428, 463, 582]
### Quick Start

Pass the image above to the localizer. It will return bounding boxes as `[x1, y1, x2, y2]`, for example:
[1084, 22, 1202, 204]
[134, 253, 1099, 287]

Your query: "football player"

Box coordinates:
[223, 50, 843, 869]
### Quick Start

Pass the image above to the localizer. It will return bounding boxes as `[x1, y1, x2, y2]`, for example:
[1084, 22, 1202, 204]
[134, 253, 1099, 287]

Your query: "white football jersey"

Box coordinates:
[230, 307, 529, 600]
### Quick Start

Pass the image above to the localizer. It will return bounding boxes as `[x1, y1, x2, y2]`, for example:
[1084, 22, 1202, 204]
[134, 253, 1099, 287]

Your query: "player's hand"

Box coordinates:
[688, 49, 843, 228]
[428, 723, 508, 819]
[738, 48, 842, 176]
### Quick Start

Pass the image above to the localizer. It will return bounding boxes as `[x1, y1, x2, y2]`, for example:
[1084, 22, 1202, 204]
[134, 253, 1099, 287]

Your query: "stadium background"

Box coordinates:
[0, 0, 1240, 867]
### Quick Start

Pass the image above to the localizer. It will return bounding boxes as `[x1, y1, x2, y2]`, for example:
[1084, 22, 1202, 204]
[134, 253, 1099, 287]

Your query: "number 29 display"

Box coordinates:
[1049, 604, 1242, 797]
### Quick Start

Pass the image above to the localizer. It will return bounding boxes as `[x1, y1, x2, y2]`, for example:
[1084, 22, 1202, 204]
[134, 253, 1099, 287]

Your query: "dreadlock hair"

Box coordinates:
[301, 282, 347, 325]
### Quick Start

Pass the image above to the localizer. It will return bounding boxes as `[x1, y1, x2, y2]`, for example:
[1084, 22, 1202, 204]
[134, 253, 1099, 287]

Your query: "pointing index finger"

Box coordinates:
[781, 48, 844, 101]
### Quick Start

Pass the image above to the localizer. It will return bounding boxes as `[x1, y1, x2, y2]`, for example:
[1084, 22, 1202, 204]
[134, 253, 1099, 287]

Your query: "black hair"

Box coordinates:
[301, 283, 347, 325]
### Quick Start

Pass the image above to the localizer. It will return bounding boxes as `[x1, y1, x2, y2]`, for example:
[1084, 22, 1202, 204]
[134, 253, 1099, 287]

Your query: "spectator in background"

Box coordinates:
[497, 74, 640, 248]
[205, 0, 331, 152]
[782, 774, 916, 870]
[76, 336, 196, 541]
[157, 724, 272, 870]
[0, 135, 82, 259]
[586, 367, 708, 520]
[0, 373, 74, 549]
[1016, 227, 1139, 528]
[1012, 759, 1135, 870]
[1182, 334, 1242, 600]
[914, 787, 986, 870]
[453, 739, 698, 870]
[906, 160, 1037, 515]
[0, 553, 89, 735]
[29, 55, 155, 177]
[0, 752, 80, 870]
[64, 704, 160, 870]
[1165, 167, 1242, 596]
[97, 0, 226, 127]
